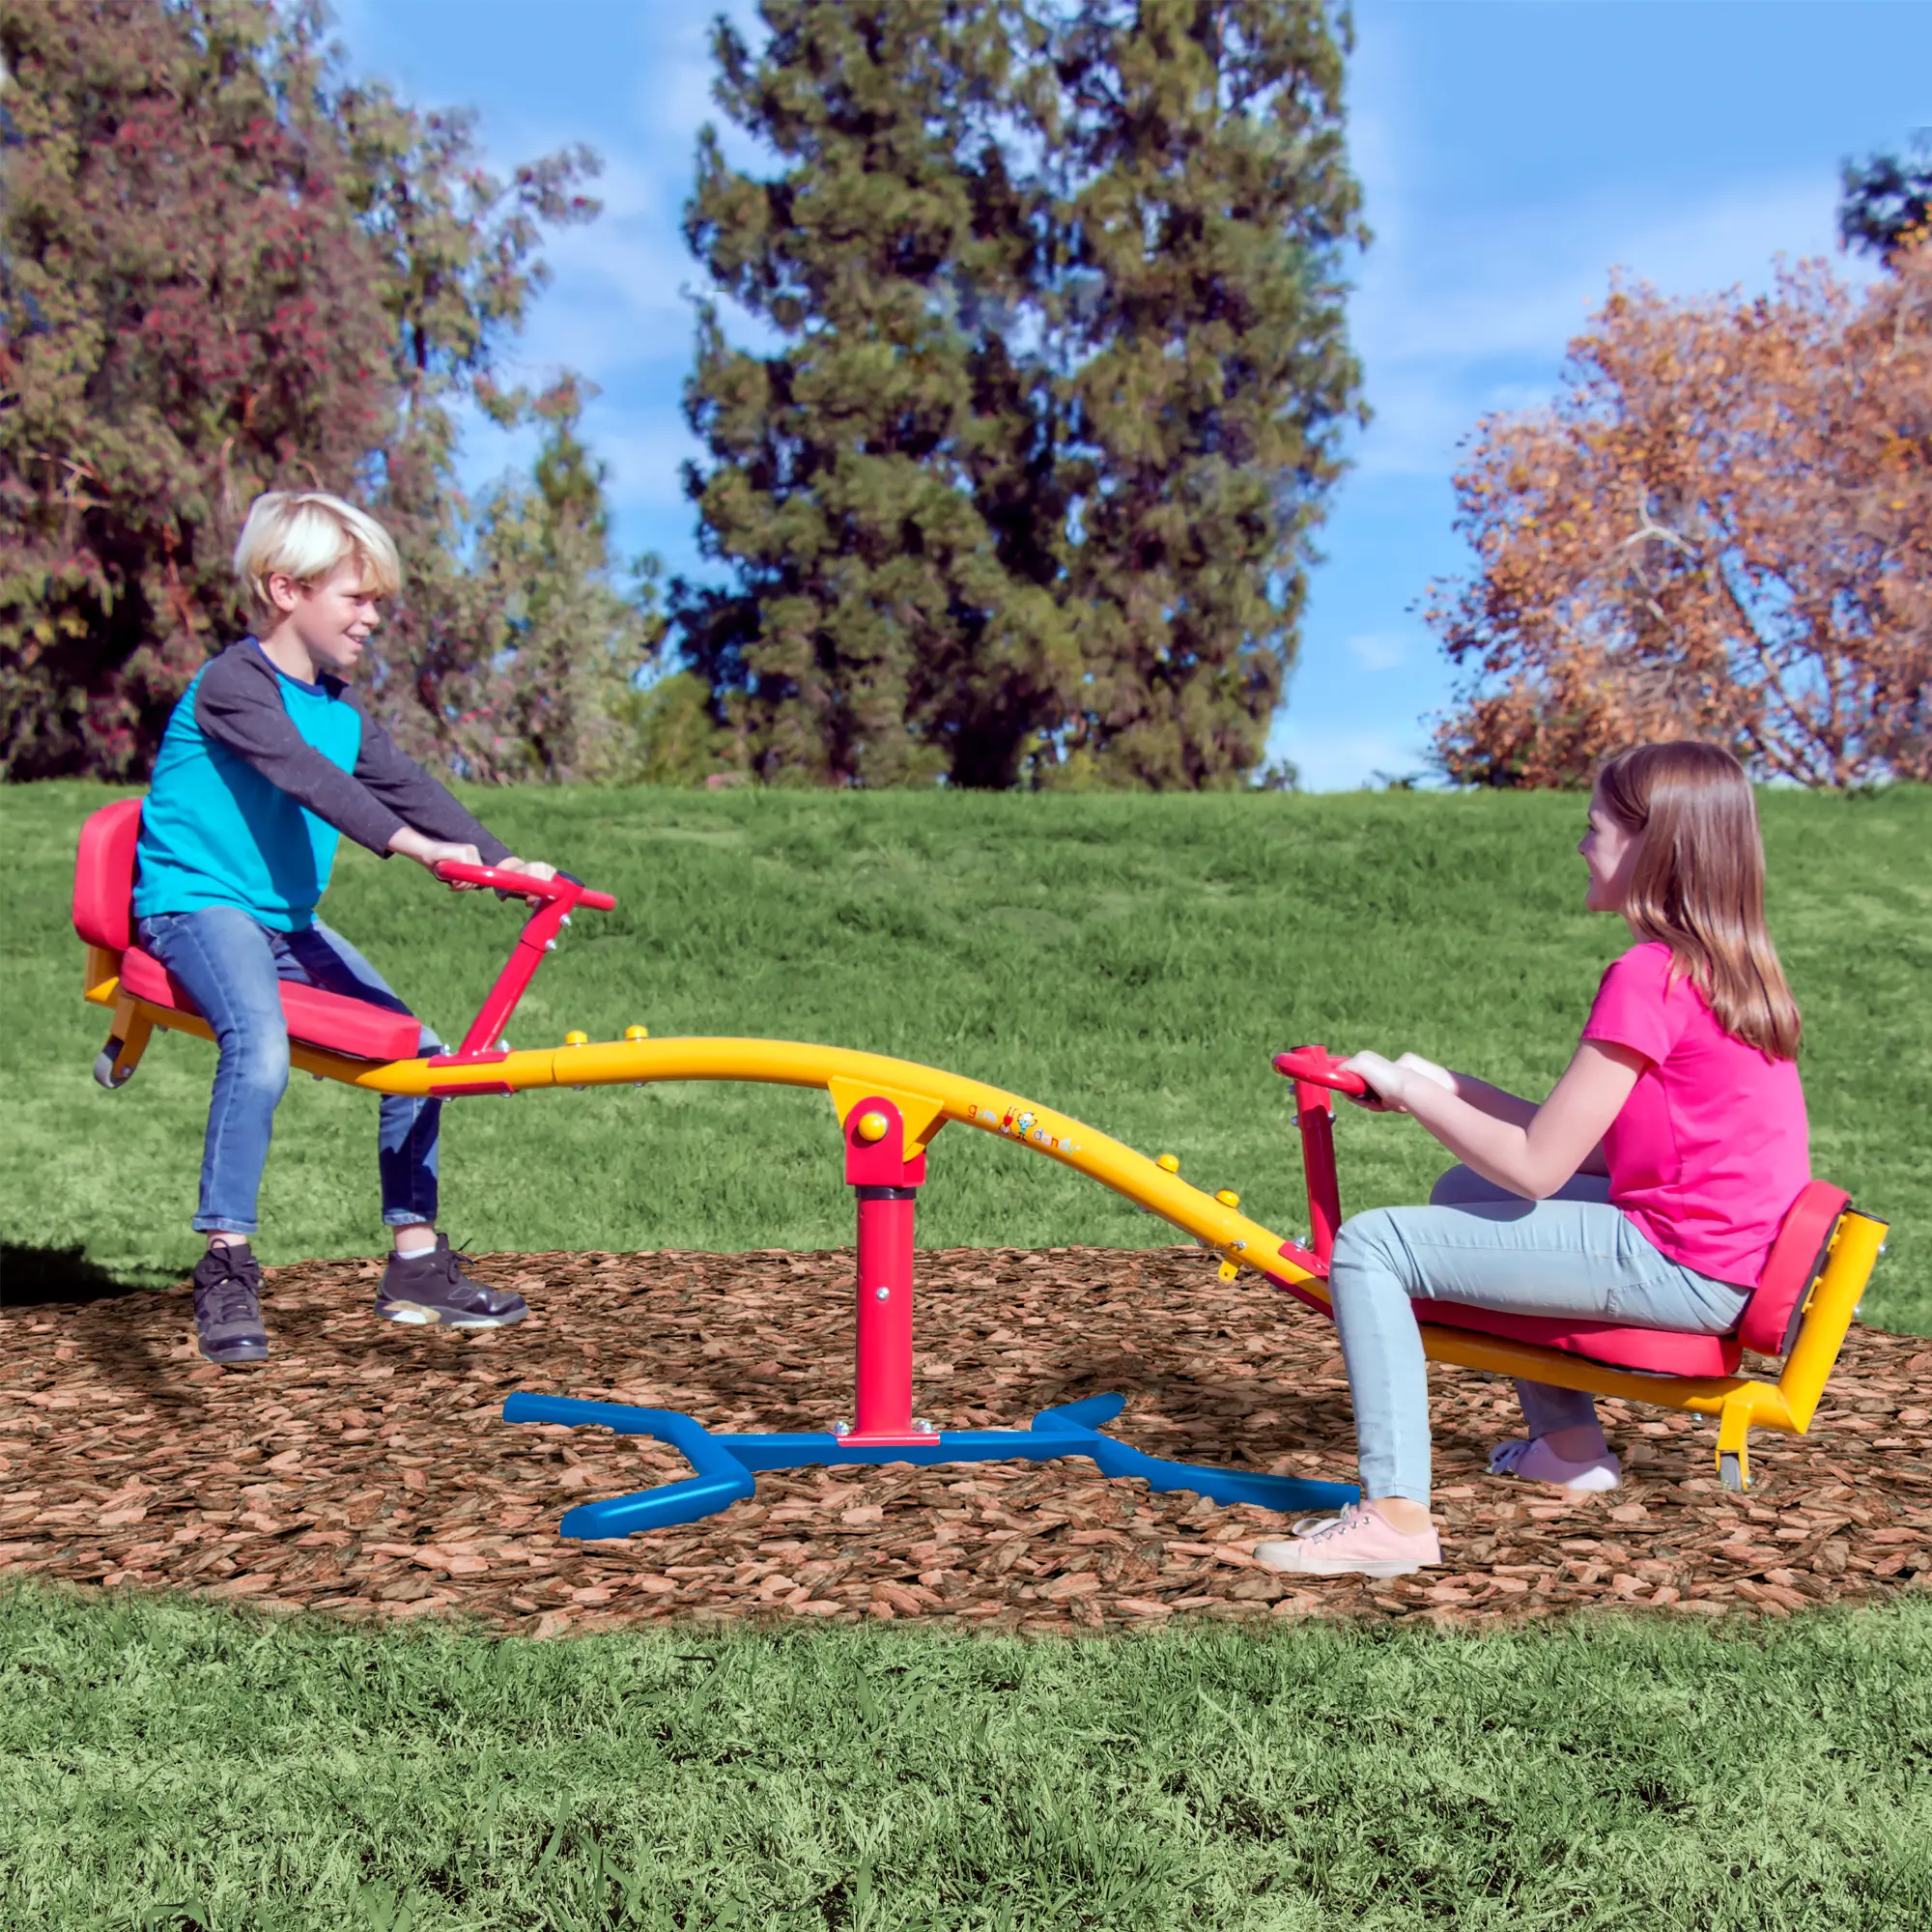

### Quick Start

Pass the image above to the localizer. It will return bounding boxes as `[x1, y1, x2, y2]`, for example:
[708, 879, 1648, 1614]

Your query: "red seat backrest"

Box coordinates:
[1739, 1178, 1850, 1357]
[73, 797, 144, 954]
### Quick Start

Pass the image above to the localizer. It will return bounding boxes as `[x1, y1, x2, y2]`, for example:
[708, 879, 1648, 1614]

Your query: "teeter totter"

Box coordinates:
[74, 796, 1885, 1537]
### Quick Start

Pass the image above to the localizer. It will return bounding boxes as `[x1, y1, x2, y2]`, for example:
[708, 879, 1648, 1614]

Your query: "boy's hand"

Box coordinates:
[496, 856, 556, 906]
[389, 828, 484, 886]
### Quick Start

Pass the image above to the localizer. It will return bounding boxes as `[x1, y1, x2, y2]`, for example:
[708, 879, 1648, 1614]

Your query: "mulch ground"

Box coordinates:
[4, 1246, 1931, 1635]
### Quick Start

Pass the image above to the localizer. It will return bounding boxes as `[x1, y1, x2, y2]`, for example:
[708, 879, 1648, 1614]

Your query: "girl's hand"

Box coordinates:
[1339, 1050, 1411, 1112]
[1394, 1052, 1457, 1096]
[1339, 1051, 1457, 1114]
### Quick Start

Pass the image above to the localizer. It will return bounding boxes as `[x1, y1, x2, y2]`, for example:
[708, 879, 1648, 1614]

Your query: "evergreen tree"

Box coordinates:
[677, 0, 1045, 786]
[0, 0, 599, 779]
[453, 379, 665, 781]
[1840, 140, 1932, 266]
[675, 0, 1365, 789]
[1043, 0, 1366, 787]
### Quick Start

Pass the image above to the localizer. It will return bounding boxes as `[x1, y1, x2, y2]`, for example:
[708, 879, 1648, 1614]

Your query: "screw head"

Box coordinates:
[833, 1421, 851, 1438]
[913, 1418, 935, 1435]
[873, 1285, 891, 1300]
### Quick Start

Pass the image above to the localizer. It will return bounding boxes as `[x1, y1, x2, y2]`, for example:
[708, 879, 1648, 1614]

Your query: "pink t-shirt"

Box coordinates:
[1580, 941, 1808, 1287]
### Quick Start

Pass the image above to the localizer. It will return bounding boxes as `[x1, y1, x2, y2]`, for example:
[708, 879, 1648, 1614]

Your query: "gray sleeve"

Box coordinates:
[195, 650, 405, 856]
[347, 699, 513, 866]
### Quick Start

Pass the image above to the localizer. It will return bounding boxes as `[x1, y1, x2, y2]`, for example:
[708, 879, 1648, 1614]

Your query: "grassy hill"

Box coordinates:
[7, 780, 1932, 1929]
[8, 780, 1929, 1328]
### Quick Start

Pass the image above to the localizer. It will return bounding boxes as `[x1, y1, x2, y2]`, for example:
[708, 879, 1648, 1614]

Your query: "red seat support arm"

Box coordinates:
[429, 862, 617, 1059]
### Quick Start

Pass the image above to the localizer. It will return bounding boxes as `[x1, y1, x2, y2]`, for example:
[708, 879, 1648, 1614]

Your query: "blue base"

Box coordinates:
[501, 1390, 1359, 1539]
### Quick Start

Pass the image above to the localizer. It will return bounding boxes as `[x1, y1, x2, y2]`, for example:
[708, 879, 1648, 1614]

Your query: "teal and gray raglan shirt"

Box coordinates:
[134, 639, 512, 932]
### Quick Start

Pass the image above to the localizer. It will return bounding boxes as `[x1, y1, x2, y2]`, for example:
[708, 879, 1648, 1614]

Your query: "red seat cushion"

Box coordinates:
[1408, 1298, 1743, 1377]
[1738, 1179, 1849, 1356]
[73, 797, 143, 953]
[1409, 1179, 1851, 1373]
[119, 947, 422, 1063]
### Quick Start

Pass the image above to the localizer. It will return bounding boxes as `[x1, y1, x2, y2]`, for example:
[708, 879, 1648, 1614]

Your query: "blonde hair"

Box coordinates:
[1595, 741, 1802, 1061]
[233, 491, 402, 614]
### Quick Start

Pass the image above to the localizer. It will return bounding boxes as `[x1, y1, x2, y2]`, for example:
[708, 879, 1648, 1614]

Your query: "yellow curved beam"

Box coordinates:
[93, 990, 1885, 1455]
[374, 1031, 1309, 1287]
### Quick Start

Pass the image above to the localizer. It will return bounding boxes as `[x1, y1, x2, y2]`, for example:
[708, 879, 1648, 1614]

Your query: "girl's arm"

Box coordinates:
[1362, 1059, 1609, 1174]
[1344, 1040, 1645, 1199]
[1440, 1070, 1611, 1175]
[1439, 1071, 1536, 1127]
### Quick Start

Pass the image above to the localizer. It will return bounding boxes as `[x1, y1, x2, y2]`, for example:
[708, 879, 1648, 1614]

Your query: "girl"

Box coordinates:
[1259, 741, 1807, 1577]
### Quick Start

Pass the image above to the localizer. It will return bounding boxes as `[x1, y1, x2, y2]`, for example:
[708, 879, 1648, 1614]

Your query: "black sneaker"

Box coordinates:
[377, 1235, 527, 1329]
[192, 1244, 268, 1366]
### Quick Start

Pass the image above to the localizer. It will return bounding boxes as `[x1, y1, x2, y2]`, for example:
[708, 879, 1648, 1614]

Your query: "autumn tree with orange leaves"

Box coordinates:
[1429, 245, 1932, 788]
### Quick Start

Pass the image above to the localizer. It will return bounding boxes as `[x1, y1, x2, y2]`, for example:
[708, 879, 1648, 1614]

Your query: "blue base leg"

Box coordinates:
[502, 1390, 1358, 1540]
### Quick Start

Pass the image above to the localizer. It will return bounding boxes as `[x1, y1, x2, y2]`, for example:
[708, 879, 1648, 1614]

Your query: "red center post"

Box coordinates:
[842, 1096, 931, 1446]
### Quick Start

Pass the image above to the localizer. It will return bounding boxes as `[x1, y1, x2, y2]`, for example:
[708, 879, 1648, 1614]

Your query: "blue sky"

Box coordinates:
[336, 0, 1932, 788]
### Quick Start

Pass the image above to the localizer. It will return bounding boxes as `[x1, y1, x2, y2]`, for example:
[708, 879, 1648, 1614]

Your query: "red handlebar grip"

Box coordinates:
[1272, 1046, 1369, 1096]
[431, 861, 616, 911]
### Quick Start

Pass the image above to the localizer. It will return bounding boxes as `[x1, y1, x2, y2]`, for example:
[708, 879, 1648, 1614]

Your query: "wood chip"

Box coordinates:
[4, 1246, 1928, 1632]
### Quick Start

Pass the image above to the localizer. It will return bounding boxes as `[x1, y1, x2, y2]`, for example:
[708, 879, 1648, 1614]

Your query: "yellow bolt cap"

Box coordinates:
[856, 1110, 890, 1144]
[563, 1030, 588, 1047]
[1215, 1188, 1240, 1208]
[624, 1024, 649, 1040]
[1156, 1152, 1179, 1174]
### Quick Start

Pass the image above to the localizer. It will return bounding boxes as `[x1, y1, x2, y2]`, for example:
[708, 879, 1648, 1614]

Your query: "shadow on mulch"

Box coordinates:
[3, 1246, 1929, 1636]
[0, 1243, 167, 1309]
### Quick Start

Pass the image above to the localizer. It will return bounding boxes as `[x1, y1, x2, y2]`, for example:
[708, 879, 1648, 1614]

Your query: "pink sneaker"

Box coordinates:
[1253, 1503, 1441, 1577]
[1488, 1436, 1621, 1492]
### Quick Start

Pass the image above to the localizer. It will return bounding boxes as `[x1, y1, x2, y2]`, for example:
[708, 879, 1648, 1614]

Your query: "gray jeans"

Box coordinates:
[1327, 1166, 1747, 1501]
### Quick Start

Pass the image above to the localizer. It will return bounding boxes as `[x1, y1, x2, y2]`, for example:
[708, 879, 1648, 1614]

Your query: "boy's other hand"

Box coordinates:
[496, 856, 556, 906]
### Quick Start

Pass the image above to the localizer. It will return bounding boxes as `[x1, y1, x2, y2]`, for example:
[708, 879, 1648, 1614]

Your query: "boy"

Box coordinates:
[135, 490, 548, 1365]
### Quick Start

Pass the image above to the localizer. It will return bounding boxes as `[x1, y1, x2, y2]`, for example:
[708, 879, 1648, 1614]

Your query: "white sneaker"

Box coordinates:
[1254, 1502, 1442, 1577]
[1488, 1436, 1621, 1492]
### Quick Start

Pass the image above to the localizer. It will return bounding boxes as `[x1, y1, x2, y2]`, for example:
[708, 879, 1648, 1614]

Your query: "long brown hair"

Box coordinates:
[1595, 742, 1802, 1061]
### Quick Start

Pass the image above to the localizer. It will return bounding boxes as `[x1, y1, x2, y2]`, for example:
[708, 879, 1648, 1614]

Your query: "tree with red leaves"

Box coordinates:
[1430, 246, 1932, 789]
[0, 0, 628, 781]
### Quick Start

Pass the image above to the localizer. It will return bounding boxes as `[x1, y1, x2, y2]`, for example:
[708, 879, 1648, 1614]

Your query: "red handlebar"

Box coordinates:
[431, 861, 616, 912]
[1272, 1045, 1370, 1097]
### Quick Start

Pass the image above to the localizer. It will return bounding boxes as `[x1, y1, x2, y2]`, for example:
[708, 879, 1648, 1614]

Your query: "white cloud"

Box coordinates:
[1346, 631, 1408, 672]
[1266, 719, 1435, 794]
[587, 425, 706, 513]
[1346, 173, 1861, 483]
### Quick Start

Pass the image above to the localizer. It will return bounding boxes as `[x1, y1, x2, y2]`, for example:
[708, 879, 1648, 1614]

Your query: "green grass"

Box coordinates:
[7, 781, 1931, 1328]
[4, 1581, 1931, 1931]
[10, 781, 1932, 1927]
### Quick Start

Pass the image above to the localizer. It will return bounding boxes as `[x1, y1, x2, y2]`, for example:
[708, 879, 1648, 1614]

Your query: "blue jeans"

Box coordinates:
[136, 906, 440, 1236]
[1328, 1166, 1749, 1502]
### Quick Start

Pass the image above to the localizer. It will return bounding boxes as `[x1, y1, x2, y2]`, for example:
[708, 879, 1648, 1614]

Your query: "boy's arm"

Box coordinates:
[195, 648, 405, 855]
[345, 698, 513, 866]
